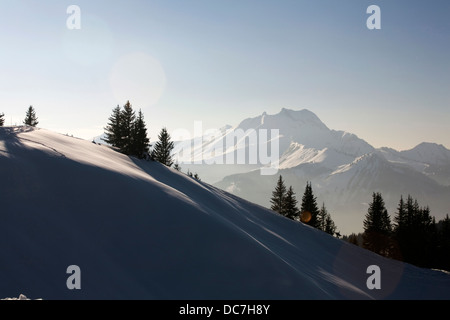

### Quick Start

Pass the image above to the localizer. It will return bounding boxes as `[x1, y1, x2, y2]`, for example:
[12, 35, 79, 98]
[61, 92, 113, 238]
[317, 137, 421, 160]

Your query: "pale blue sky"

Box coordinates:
[0, 0, 449, 150]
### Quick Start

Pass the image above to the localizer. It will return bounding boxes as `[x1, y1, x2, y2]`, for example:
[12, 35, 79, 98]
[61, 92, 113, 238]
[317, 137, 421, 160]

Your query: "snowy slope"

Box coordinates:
[1, 126, 450, 300]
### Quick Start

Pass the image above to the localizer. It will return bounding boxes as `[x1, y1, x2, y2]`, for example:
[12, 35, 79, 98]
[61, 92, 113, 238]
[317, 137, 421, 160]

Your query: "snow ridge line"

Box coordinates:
[18, 136, 66, 158]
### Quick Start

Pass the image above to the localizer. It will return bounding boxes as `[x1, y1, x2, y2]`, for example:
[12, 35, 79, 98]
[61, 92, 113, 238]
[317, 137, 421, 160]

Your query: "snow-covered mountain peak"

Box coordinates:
[401, 142, 450, 166]
[237, 108, 328, 132]
[269, 108, 329, 132]
[279, 108, 326, 126]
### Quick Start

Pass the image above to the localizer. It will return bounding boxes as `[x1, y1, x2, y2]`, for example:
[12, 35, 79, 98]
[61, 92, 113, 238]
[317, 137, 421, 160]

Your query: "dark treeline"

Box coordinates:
[104, 101, 174, 164]
[270, 176, 339, 237]
[347, 193, 450, 271]
[270, 176, 450, 271]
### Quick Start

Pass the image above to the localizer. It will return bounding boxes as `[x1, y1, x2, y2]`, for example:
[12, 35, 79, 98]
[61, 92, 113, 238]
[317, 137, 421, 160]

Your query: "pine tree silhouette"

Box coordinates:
[120, 101, 136, 155]
[23, 106, 38, 127]
[300, 182, 320, 228]
[270, 175, 287, 216]
[152, 127, 174, 167]
[131, 109, 150, 158]
[104, 105, 123, 148]
[283, 186, 299, 220]
[363, 192, 392, 257]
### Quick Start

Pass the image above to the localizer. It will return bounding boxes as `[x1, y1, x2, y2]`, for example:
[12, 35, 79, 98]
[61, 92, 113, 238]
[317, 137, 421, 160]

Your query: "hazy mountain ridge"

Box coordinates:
[172, 108, 450, 235]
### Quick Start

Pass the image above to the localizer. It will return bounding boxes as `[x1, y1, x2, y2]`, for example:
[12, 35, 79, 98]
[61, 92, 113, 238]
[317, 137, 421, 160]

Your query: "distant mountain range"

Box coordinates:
[174, 108, 450, 235]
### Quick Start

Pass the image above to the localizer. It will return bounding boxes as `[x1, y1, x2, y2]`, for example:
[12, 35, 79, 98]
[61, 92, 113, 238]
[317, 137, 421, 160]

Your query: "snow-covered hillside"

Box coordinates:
[1, 126, 450, 299]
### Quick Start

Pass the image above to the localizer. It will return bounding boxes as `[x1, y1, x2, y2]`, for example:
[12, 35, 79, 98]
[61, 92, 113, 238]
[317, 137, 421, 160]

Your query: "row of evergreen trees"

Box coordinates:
[270, 176, 450, 271]
[104, 101, 176, 166]
[104, 101, 150, 159]
[104, 102, 204, 180]
[270, 176, 338, 236]
[353, 192, 450, 271]
[0, 106, 39, 127]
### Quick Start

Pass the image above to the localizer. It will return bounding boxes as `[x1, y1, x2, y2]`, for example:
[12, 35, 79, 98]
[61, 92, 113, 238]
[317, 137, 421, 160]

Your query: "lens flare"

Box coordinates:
[300, 211, 311, 223]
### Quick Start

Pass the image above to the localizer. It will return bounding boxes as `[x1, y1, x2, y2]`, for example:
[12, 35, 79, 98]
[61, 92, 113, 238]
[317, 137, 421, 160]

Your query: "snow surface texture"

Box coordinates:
[174, 108, 450, 235]
[1, 126, 450, 299]
[1, 294, 41, 300]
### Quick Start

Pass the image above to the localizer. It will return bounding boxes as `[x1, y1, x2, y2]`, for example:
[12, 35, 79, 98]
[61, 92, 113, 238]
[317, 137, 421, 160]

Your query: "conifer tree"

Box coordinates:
[23, 106, 38, 127]
[270, 175, 287, 216]
[324, 213, 337, 236]
[0, 113, 4, 126]
[130, 109, 150, 158]
[318, 203, 328, 231]
[300, 182, 320, 228]
[393, 195, 406, 234]
[283, 186, 299, 220]
[104, 105, 123, 148]
[363, 192, 392, 257]
[317, 203, 337, 235]
[119, 101, 136, 155]
[152, 127, 174, 166]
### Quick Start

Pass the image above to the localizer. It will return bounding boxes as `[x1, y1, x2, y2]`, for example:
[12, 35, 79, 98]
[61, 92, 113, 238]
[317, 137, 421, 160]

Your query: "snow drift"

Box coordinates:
[1, 126, 450, 299]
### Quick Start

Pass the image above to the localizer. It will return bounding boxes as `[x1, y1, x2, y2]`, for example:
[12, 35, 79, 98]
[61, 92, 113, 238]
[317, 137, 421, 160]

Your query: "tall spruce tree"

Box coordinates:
[119, 101, 136, 155]
[130, 109, 150, 158]
[152, 127, 174, 166]
[104, 105, 123, 148]
[283, 186, 299, 220]
[300, 182, 320, 228]
[23, 106, 38, 127]
[324, 213, 337, 236]
[393, 195, 406, 234]
[363, 192, 392, 257]
[270, 175, 287, 216]
[0, 113, 4, 126]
